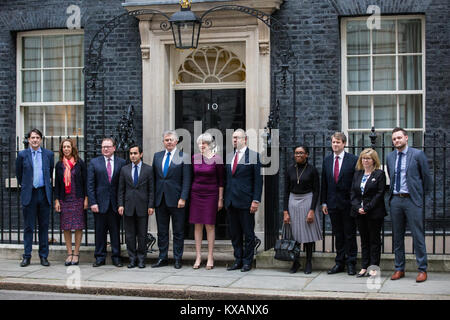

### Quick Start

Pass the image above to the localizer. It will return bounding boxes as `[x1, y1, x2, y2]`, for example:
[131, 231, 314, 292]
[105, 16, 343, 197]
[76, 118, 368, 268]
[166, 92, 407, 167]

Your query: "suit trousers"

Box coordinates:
[329, 208, 357, 266]
[22, 187, 50, 259]
[228, 206, 256, 266]
[124, 213, 148, 263]
[155, 195, 185, 260]
[356, 215, 383, 269]
[390, 196, 427, 272]
[93, 204, 121, 261]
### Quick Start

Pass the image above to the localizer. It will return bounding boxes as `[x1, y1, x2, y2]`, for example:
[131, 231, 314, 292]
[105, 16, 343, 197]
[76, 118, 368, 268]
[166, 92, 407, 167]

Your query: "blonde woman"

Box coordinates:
[350, 148, 387, 278]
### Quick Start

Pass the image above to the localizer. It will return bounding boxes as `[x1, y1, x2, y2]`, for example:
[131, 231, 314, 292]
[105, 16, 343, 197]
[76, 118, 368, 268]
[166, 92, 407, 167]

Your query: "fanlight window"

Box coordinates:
[177, 46, 246, 84]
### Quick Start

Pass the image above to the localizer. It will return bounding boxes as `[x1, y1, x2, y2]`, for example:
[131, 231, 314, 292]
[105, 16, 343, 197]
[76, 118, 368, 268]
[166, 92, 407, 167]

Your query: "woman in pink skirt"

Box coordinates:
[54, 139, 88, 266]
[189, 133, 224, 270]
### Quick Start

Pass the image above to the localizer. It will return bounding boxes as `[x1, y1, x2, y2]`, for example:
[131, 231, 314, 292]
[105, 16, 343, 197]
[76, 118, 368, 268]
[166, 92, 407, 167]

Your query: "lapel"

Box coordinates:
[164, 149, 180, 178]
[233, 148, 248, 176]
[41, 149, 48, 174]
[26, 148, 33, 168]
[363, 170, 376, 194]
[336, 152, 347, 182]
[405, 148, 413, 172]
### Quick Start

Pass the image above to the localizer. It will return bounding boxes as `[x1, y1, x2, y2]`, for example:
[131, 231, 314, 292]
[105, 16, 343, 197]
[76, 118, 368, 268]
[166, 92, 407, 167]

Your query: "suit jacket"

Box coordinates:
[54, 159, 87, 201]
[16, 147, 54, 206]
[386, 147, 432, 207]
[118, 162, 154, 216]
[224, 148, 263, 209]
[152, 149, 191, 208]
[320, 152, 358, 210]
[87, 155, 126, 213]
[350, 169, 387, 219]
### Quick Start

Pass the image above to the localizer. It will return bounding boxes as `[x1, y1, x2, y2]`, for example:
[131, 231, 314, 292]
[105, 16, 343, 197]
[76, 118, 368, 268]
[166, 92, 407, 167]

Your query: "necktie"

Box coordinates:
[232, 150, 239, 175]
[334, 155, 340, 183]
[107, 158, 112, 183]
[163, 152, 171, 177]
[133, 164, 139, 187]
[32, 151, 39, 188]
[395, 152, 403, 192]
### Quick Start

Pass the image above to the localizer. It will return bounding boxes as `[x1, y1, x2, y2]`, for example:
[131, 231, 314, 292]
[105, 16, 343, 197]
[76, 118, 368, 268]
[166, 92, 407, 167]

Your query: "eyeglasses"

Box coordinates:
[102, 145, 114, 149]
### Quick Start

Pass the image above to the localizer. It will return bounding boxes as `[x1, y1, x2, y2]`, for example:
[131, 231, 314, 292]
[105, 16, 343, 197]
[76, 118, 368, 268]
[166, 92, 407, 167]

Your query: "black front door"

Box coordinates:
[175, 89, 246, 240]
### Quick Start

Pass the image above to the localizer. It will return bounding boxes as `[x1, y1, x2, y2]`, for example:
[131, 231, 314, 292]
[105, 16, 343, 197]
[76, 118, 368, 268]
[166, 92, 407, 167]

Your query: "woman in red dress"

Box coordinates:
[189, 133, 224, 270]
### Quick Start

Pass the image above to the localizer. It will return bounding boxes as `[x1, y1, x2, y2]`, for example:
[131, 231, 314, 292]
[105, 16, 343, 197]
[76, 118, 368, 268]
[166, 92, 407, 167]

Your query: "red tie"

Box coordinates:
[232, 151, 239, 175]
[334, 156, 339, 183]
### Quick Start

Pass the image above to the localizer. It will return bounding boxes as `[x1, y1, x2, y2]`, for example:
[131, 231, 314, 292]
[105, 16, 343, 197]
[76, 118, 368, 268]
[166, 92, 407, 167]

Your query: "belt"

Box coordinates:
[393, 193, 410, 198]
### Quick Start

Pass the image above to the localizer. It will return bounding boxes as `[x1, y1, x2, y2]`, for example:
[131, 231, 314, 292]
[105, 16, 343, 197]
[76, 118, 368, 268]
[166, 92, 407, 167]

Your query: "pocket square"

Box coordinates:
[371, 178, 376, 182]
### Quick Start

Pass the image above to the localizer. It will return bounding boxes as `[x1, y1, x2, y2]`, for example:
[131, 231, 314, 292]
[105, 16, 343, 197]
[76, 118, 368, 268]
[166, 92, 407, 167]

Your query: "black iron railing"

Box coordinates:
[0, 131, 448, 255]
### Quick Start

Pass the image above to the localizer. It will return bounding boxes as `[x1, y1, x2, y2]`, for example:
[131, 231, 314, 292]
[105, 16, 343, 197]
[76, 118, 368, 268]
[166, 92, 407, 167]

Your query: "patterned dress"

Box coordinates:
[60, 167, 85, 230]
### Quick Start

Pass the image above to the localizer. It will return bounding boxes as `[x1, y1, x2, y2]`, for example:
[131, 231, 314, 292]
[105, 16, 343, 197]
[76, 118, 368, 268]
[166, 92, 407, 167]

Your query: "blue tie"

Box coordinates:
[163, 152, 171, 178]
[32, 151, 41, 188]
[395, 152, 403, 193]
[133, 165, 139, 187]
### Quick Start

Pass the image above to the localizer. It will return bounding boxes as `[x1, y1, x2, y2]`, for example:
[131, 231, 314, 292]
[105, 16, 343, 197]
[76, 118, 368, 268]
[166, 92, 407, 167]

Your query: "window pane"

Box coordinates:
[43, 70, 63, 101]
[374, 95, 396, 128]
[347, 57, 370, 91]
[43, 36, 63, 68]
[399, 95, 422, 128]
[408, 131, 423, 148]
[398, 19, 422, 53]
[66, 105, 84, 136]
[347, 21, 370, 55]
[23, 106, 44, 135]
[373, 20, 395, 54]
[398, 55, 422, 90]
[22, 70, 41, 102]
[45, 106, 66, 136]
[23, 37, 41, 69]
[373, 56, 396, 90]
[348, 95, 371, 129]
[65, 35, 84, 67]
[65, 69, 84, 101]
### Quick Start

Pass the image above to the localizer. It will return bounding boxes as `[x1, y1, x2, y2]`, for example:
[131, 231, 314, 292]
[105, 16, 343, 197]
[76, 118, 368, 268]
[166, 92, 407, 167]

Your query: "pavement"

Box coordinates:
[0, 256, 449, 300]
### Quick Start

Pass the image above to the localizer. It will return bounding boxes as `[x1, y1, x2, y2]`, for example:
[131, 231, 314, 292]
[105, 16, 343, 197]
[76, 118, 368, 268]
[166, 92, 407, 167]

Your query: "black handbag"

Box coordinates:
[274, 223, 301, 262]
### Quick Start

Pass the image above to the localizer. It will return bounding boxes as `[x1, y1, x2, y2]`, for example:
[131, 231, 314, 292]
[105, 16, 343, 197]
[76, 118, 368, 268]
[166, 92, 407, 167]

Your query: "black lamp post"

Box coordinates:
[169, 0, 201, 49]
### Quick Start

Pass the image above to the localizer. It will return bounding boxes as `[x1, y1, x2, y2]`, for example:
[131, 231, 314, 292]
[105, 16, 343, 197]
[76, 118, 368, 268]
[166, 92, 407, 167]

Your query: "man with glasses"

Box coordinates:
[225, 129, 263, 272]
[87, 138, 126, 267]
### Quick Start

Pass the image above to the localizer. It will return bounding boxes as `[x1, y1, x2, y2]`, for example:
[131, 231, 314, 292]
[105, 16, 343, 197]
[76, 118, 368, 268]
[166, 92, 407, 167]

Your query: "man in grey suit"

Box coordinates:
[118, 145, 154, 269]
[387, 127, 432, 283]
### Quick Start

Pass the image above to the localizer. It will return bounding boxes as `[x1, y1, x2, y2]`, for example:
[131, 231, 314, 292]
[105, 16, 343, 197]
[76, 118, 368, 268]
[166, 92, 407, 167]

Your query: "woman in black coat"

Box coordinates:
[350, 148, 387, 278]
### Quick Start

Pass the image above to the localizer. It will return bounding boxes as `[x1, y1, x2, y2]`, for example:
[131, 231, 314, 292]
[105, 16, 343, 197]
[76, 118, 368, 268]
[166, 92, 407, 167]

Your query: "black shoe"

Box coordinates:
[304, 261, 312, 274]
[241, 264, 252, 272]
[327, 264, 345, 274]
[93, 259, 105, 267]
[40, 257, 50, 267]
[347, 264, 356, 276]
[289, 260, 300, 274]
[71, 254, 80, 266]
[227, 262, 243, 271]
[112, 259, 123, 267]
[151, 259, 168, 268]
[138, 261, 146, 269]
[174, 259, 182, 269]
[20, 257, 31, 267]
[128, 261, 136, 269]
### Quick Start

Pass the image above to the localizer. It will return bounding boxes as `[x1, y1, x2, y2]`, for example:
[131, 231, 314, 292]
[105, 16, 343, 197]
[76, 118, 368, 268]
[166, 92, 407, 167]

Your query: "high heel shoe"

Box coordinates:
[64, 254, 73, 266]
[193, 259, 202, 269]
[205, 260, 214, 270]
[71, 254, 80, 266]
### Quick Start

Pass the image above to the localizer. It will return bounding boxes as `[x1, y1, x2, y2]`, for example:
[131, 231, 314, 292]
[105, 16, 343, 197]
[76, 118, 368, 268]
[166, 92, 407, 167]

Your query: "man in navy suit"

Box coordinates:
[321, 132, 358, 275]
[225, 129, 263, 272]
[16, 129, 54, 267]
[151, 130, 191, 269]
[387, 127, 432, 283]
[87, 138, 126, 267]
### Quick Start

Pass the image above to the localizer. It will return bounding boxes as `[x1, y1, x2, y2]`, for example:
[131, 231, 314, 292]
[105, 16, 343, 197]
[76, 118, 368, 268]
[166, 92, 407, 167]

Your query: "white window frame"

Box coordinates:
[16, 29, 84, 146]
[341, 15, 426, 138]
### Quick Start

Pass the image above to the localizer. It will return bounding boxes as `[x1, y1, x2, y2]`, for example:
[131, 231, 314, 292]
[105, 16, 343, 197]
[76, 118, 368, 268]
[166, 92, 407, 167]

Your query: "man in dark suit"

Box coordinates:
[16, 128, 54, 267]
[321, 132, 358, 275]
[118, 145, 154, 269]
[225, 129, 263, 272]
[87, 138, 126, 267]
[387, 127, 432, 283]
[151, 130, 191, 269]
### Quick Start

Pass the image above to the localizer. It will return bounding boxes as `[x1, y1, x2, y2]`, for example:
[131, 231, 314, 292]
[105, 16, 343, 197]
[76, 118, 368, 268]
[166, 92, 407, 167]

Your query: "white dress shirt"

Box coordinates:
[162, 147, 177, 172]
